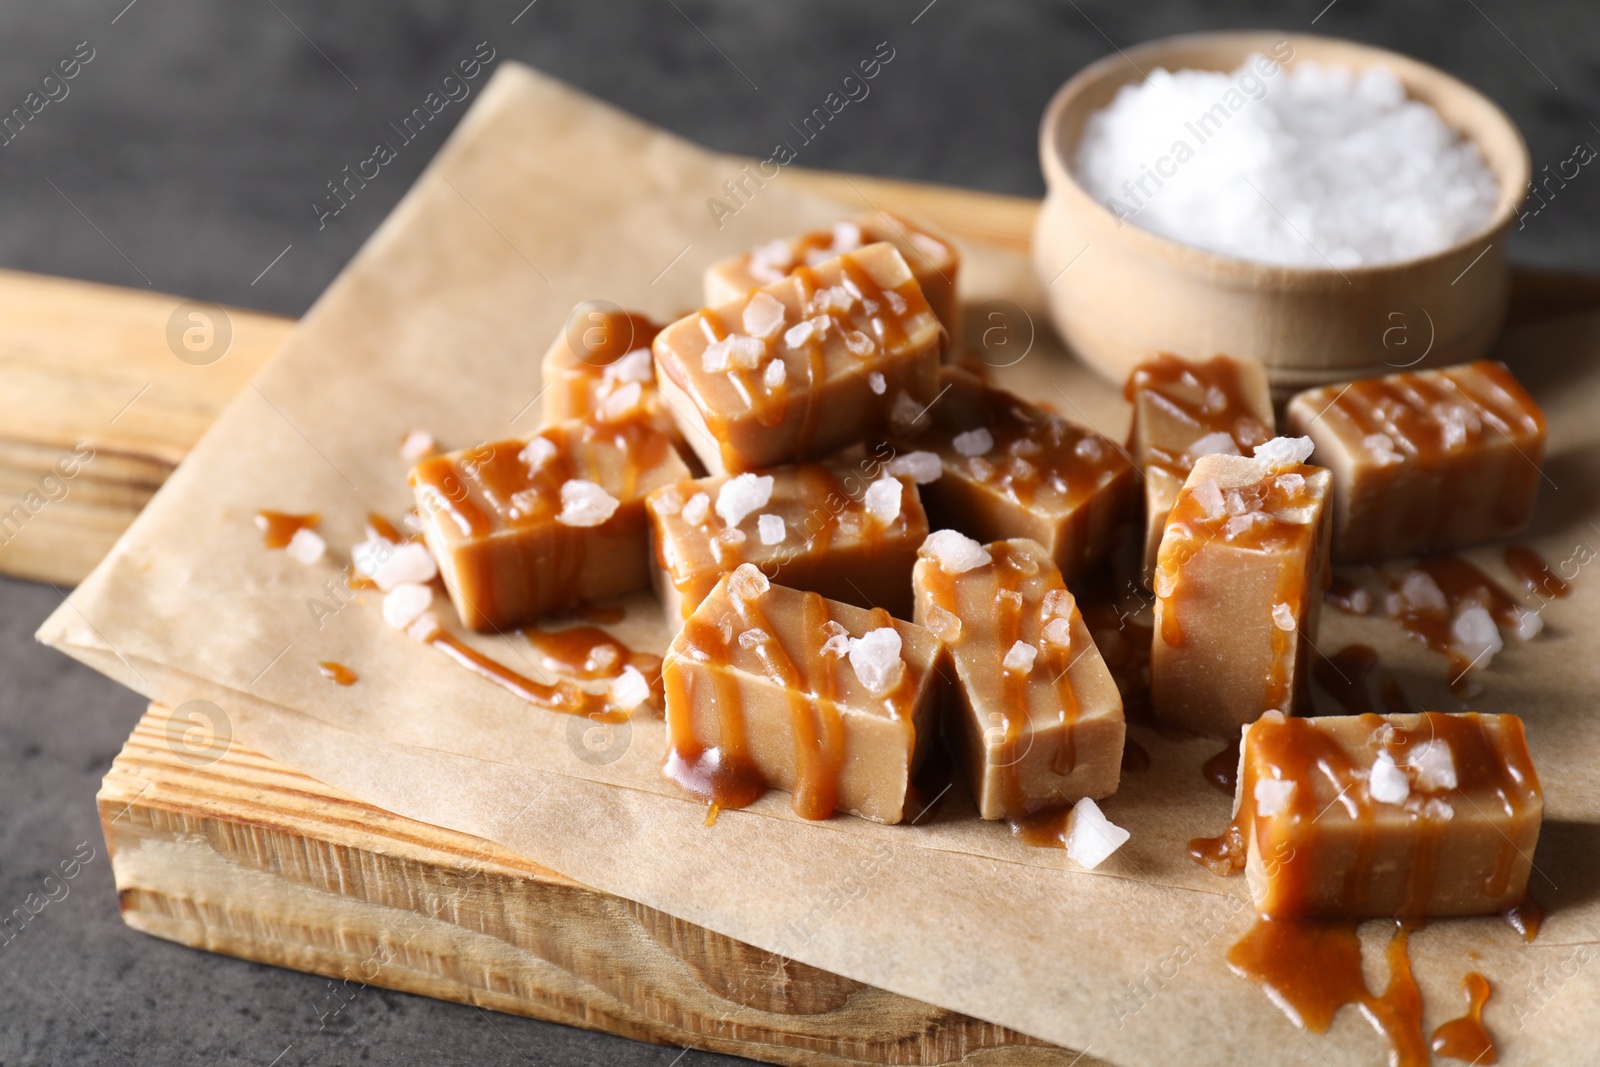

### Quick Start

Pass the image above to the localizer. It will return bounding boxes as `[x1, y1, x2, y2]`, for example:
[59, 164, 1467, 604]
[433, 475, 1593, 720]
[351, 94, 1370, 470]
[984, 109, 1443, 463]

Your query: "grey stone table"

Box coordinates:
[1, 2, 1595, 1064]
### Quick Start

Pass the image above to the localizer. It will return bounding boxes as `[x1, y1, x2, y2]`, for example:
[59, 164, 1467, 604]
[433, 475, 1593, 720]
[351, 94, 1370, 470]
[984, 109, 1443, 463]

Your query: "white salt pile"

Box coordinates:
[1073, 58, 1501, 267]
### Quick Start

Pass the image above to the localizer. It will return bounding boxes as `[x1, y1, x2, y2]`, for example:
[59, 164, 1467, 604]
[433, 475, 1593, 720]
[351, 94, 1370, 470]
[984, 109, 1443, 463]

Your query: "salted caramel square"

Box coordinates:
[661, 565, 944, 823]
[410, 417, 690, 631]
[647, 460, 928, 628]
[654, 241, 941, 475]
[912, 534, 1125, 820]
[705, 212, 960, 346]
[1215, 711, 1542, 918]
[891, 367, 1135, 584]
[1125, 354, 1274, 582]
[1150, 444, 1332, 737]
[1285, 360, 1548, 562]
[539, 308, 664, 424]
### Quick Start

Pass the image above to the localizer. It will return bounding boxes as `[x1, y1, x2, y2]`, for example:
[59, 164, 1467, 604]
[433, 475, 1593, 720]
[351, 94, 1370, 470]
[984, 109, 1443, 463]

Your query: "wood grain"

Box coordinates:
[101, 702, 1080, 1066]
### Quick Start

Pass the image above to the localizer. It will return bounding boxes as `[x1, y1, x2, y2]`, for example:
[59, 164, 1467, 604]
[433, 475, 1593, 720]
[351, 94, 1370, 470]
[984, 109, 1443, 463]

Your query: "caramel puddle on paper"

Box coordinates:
[1432, 971, 1496, 1064]
[254, 510, 319, 548]
[317, 661, 358, 686]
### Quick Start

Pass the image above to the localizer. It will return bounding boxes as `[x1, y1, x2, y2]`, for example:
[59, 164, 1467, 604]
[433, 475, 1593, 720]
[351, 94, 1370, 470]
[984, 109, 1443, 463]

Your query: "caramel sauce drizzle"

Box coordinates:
[1504, 544, 1569, 599]
[1500, 895, 1544, 942]
[317, 661, 358, 686]
[525, 624, 663, 687]
[427, 630, 628, 723]
[563, 309, 661, 400]
[1123, 354, 1271, 480]
[1432, 971, 1497, 1064]
[1382, 554, 1526, 697]
[254, 510, 319, 548]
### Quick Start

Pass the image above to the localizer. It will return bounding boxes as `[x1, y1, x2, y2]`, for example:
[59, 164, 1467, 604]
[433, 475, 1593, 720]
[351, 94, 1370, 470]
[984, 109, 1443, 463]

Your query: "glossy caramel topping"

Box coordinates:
[1501, 895, 1544, 942]
[255, 510, 319, 548]
[525, 624, 663, 685]
[1504, 544, 1570, 599]
[905, 368, 1131, 513]
[1382, 554, 1527, 697]
[1228, 918, 1428, 1067]
[1124, 354, 1271, 478]
[409, 413, 675, 541]
[1431, 972, 1496, 1064]
[317, 661, 358, 686]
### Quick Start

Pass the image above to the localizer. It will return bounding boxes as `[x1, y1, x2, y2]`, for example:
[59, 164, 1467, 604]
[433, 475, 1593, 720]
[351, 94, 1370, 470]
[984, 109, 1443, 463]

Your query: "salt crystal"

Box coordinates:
[1043, 616, 1073, 648]
[1063, 797, 1130, 870]
[285, 527, 326, 565]
[952, 427, 994, 457]
[1224, 489, 1248, 516]
[966, 457, 994, 481]
[763, 358, 787, 389]
[924, 604, 962, 641]
[757, 513, 786, 545]
[783, 319, 814, 348]
[1192, 477, 1226, 521]
[749, 259, 786, 284]
[727, 562, 770, 602]
[609, 666, 651, 711]
[1401, 570, 1448, 613]
[848, 627, 904, 695]
[680, 492, 711, 526]
[868, 371, 886, 395]
[1272, 602, 1296, 631]
[1405, 739, 1458, 792]
[556, 480, 620, 527]
[1253, 778, 1296, 817]
[1364, 433, 1405, 466]
[1188, 431, 1239, 461]
[1073, 436, 1104, 461]
[921, 530, 991, 574]
[383, 582, 433, 629]
[885, 291, 907, 316]
[1002, 640, 1038, 674]
[604, 348, 654, 384]
[1369, 753, 1411, 805]
[843, 329, 875, 357]
[399, 429, 436, 462]
[831, 220, 862, 252]
[820, 631, 853, 658]
[520, 436, 558, 471]
[598, 379, 642, 421]
[1450, 604, 1503, 667]
[890, 390, 926, 431]
[1276, 472, 1305, 493]
[1270, 505, 1317, 524]
[729, 335, 766, 370]
[738, 627, 769, 650]
[863, 476, 903, 525]
[1042, 589, 1074, 618]
[1223, 513, 1262, 539]
[1421, 797, 1456, 821]
[888, 451, 942, 484]
[716, 473, 775, 527]
[742, 291, 787, 338]
[406, 610, 443, 643]
[751, 238, 794, 270]
[1010, 438, 1041, 457]
[652, 486, 683, 516]
[1254, 436, 1314, 468]
[373, 542, 438, 591]
[702, 337, 734, 373]
[807, 314, 831, 339]
[1511, 608, 1544, 642]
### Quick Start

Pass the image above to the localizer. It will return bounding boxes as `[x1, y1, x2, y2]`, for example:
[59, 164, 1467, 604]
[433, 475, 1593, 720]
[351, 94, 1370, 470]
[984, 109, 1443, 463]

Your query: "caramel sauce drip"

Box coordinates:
[365, 511, 406, 543]
[1501, 895, 1544, 942]
[662, 610, 768, 811]
[1009, 805, 1073, 848]
[317, 661, 358, 686]
[1191, 713, 1542, 917]
[1317, 362, 1546, 551]
[1383, 554, 1525, 697]
[1504, 544, 1569, 599]
[1314, 644, 1378, 716]
[427, 630, 627, 723]
[1432, 972, 1497, 1064]
[525, 624, 662, 686]
[1228, 919, 1429, 1067]
[1201, 737, 1240, 797]
[1124, 354, 1271, 480]
[567, 311, 660, 371]
[255, 510, 319, 548]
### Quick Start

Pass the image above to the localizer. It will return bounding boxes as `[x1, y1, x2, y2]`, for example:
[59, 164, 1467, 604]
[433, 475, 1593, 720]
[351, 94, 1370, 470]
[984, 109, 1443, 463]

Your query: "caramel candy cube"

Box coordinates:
[1151, 444, 1332, 737]
[539, 308, 663, 423]
[410, 417, 690, 631]
[662, 564, 944, 823]
[1216, 711, 1542, 918]
[1285, 360, 1548, 562]
[648, 461, 928, 627]
[891, 367, 1135, 584]
[704, 213, 960, 347]
[653, 241, 941, 475]
[1125, 354, 1274, 582]
[913, 534, 1125, 820]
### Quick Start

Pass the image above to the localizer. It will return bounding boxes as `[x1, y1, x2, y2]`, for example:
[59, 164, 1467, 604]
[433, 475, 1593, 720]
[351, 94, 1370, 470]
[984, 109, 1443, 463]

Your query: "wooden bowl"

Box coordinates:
[1034, 31, 1531, 395]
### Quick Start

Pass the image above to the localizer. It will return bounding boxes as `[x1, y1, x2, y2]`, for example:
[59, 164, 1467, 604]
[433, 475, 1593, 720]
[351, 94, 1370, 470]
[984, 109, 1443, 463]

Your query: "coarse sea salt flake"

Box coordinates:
[1272, 602, 1296, 631]
[763, 358, 787, 389]
[888, 451, 942, 484]
[604, 348, 654, 384]
[729, 335, 766, 370]
[1406, 739, 1458, 792]
[680, 492, 711, 526]
[952, 427, 994, 457]
[1064, 797, 1129, 870]
[727, 562, 770, 601]
[757, 513, 786, 545]
[399, 429, 436, 462]
[599, 380, 642, 421]
[1193, 477, 1226, 521]
[1043, 616, 1073, 648]
[783, 320, 814, 348]
[1451, 604, 1503, 667]
[716, 473, 775, 527]
[374, 542, 438, 591]
[1003, 640, 1038, 674]
[1512, 608, 1544, 642]
[1401, 570, 1448, 613]
[406, 610, 443, 643]
[863, 476, 903, 525]
[921, 530, 991, 574]
[1254, 436, 1314, 468]
[609, 666, 651, 711]
[869, 371, 886, 395]
[843, 329, 876, 357]
[557, 480, 620, 527]
[383, 582, 433, 629]
[1254, 778, 1296, 817]
[737, 627, 769, 650]
[848, 627, 904, 695]
[832, 220, 862, 252]
[702, 337, 734, 373]
[1370, 753, 1411, 805]
[520, 436, 557, 471]
[285, 527, 326, 565]
[1042, 589, 1074, 618]
[925, 604, 961, 641]
[1188, 431, 1239, 461]
[742, 291, 787, 338]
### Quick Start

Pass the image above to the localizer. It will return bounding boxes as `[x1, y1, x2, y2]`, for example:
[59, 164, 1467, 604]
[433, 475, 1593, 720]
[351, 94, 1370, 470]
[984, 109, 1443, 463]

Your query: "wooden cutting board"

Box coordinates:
[15, 166, 1600, 1066]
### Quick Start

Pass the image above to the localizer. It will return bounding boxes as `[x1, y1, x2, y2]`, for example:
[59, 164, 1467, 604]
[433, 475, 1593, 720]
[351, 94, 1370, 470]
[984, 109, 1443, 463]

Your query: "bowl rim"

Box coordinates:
[1038, 29, 1533, 283]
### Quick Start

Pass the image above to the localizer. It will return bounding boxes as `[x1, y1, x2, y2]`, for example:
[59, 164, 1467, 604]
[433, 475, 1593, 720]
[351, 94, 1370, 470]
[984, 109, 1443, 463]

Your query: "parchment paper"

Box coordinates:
[39, 64, 1600, 1065]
